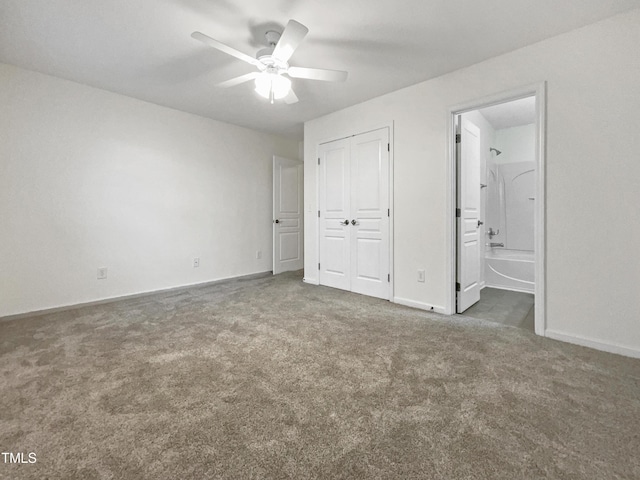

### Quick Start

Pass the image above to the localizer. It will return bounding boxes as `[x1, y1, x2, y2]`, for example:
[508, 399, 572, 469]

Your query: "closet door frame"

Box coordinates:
[315, 122, 394, 301]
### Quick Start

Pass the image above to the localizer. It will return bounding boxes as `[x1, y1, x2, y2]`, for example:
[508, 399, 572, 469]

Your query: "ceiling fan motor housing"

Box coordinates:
[257, 51, 288, 71]
[257, 31, 288, 71]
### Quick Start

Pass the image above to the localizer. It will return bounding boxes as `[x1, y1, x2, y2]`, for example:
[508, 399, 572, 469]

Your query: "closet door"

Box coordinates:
[350, 129, 390, 299]
[318, 128, 390, 300]
[318, 138, 351, 291]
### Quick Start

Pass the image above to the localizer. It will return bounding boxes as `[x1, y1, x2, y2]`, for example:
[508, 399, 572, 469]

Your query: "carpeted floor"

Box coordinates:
[1, 271, 639, 479]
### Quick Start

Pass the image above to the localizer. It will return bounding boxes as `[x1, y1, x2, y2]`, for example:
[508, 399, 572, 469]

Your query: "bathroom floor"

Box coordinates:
[461, 287, 534, 331]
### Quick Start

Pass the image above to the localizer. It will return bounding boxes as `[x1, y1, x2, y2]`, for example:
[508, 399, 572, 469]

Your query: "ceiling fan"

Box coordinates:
[191, 20, 348, 104]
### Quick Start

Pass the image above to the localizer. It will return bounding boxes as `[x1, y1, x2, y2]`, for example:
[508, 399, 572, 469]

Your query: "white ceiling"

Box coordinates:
[1, 1, 638, 139]
[479, 96, 536, 130]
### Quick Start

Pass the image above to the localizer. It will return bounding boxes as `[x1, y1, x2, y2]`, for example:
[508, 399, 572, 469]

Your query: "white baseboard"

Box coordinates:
[393, 297, 446, 314]
[545, 329, 640, 359]
[1, 270, 272, 322]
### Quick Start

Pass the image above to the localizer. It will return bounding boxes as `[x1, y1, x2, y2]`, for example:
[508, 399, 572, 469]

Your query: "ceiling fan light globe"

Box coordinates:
[254, 73, 291, 100]
[254, 74, 271, 98]
[272, 75, 291, 99]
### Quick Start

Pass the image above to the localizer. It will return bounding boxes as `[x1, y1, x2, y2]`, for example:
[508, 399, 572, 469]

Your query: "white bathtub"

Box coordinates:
[484, 249, 534, 293]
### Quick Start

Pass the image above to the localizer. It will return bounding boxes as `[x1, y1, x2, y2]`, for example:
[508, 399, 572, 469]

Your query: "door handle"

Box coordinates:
[341, 220, 349, 225]
[274, 219, 280, 224]
[477, 220, 483, 227]
[351, 219, 358, 225]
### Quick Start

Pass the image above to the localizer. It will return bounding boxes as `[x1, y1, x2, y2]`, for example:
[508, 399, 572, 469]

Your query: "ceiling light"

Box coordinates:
[255, 71, 291, 104]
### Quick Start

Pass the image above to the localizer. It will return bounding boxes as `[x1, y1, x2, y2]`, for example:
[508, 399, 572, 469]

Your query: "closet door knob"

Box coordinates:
[341, 220, 349, 225]
[351, 219, 358, 225]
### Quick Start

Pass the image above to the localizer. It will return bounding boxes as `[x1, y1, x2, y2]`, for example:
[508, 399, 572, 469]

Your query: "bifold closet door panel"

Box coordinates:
[350, 129, 390, 299]
[318, 138, 351, 291]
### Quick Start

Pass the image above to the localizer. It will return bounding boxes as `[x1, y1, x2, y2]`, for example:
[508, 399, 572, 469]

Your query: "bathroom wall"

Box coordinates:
[495, 124, 536, 165]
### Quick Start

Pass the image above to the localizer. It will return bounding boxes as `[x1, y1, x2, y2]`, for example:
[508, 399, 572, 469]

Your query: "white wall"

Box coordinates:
[304, 9, 640, 356]
[0, 63, 299, 317]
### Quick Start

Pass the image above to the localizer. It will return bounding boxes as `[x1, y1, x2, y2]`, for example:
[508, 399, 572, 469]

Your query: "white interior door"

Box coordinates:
[273, 156, 303, 274]
[318, 139, 351, 290]
[350, 129, 390, 299]
[319, 128, 390, 300]
[456, 116, 482, 312]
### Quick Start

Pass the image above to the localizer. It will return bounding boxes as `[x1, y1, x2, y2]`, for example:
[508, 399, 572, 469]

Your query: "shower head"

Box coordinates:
[490, 147, 502, 156]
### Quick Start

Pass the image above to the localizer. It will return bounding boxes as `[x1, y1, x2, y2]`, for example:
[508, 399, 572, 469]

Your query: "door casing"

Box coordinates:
[447, 83, 547, 335]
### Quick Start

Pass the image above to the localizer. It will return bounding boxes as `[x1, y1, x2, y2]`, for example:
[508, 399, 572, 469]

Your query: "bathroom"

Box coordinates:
[461, 96, 536, 330]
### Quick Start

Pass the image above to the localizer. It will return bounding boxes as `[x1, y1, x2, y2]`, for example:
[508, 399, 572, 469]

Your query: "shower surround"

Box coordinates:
[484, 124, 536, 293]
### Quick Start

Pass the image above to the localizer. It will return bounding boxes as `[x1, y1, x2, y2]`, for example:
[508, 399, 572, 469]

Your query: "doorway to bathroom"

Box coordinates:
[448, 84, 546, 335]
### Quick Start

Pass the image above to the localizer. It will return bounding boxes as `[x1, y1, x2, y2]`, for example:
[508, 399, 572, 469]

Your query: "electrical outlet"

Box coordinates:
[97, 267, 108, 280]
[256, 250, 262, 259]
[193, 257, 200, 268]
[417, 269, 425, 282]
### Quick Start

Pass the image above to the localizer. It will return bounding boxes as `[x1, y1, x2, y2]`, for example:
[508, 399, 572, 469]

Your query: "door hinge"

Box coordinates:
[388, 274, 390, 282]
[318, 263, 321, 270]
[387, 143, 390, 152]
[318, 210, 320, 218]
[455, 133, 461, 144]
[318, 157, 320, 165]
[456, 208, 461, 218]
[387, 208, 390, 217]
[456, 282, 460, 292]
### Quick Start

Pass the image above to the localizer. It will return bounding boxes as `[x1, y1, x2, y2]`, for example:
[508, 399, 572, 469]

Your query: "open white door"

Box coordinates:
[273, 156, 303, 274]
[456, 116, 482, 312]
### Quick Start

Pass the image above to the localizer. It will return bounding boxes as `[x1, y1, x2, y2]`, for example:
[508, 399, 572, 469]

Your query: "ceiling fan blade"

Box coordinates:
[287, 66, 348, 82]
[216, 72, 259, 88]
[191, 31, 262, 67]
[283, 88, 299, 104]
[272, 20, 309, 63]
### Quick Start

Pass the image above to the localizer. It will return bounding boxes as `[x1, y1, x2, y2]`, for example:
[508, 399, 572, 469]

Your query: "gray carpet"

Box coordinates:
[1, 271, 639, 479]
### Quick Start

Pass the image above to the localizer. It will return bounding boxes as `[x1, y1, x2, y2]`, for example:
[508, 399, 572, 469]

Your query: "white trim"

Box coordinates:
[533, 84, 547, 336]
[388, 122, 395, 300]
[546, 330, 640, 359]
[447, 83, 547, 337]
[446, 112, 456, 315]
[315, 122, 395, 301]
[1, 270, 272, 322]
[394, 297, 447, 315]
[273, 155, 277, 274]
[303, 277, 319, 285]
[316, 123, 394, 147]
